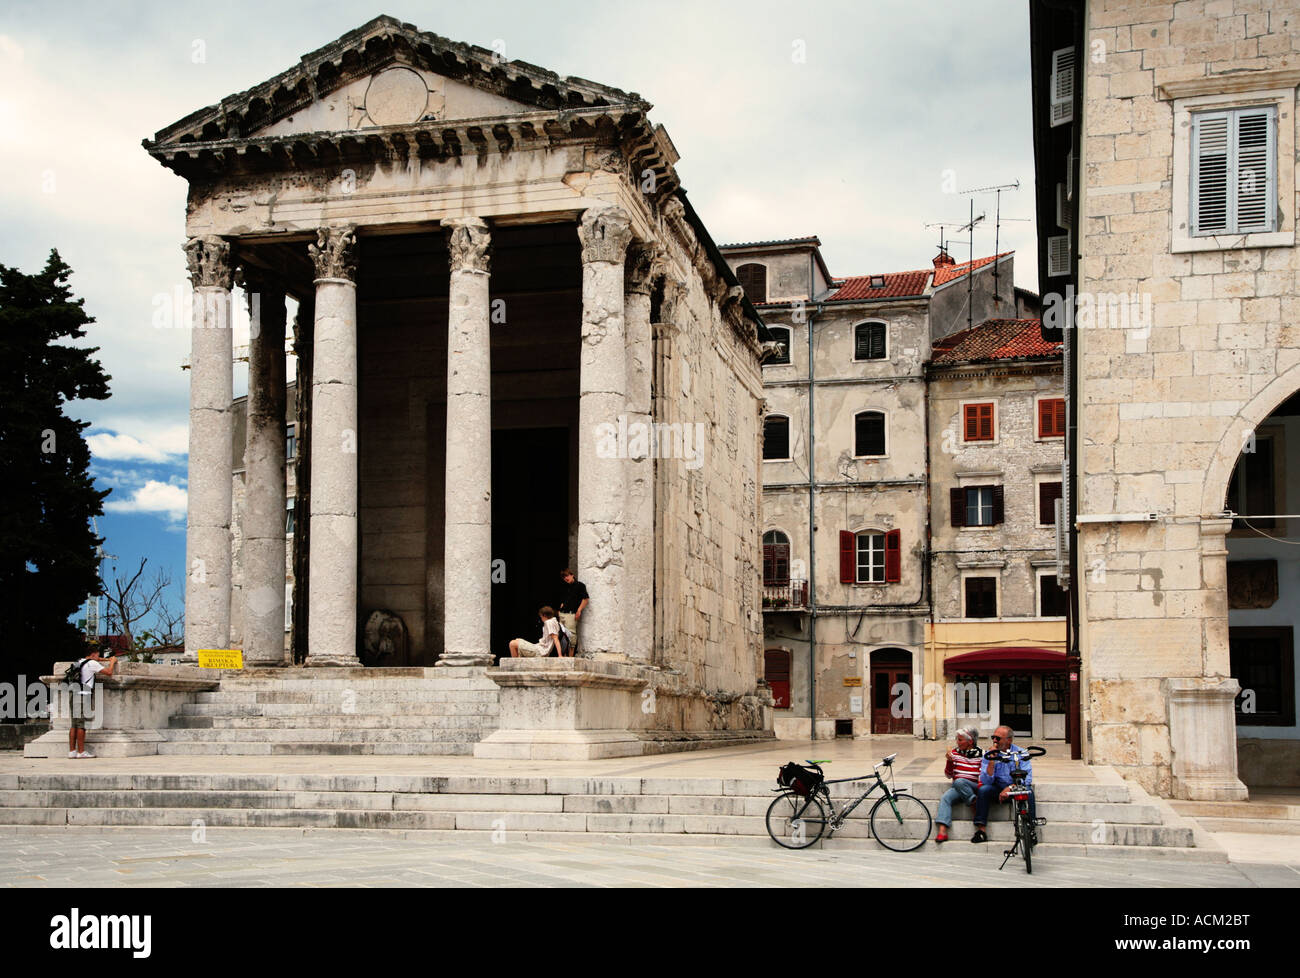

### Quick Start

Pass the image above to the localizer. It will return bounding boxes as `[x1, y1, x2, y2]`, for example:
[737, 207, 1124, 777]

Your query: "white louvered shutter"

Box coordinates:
[1050, 47, 1075, 127]
[1056, 183, 1072, 230]
[1047, 233, 1071, 277]
[1065, 149, 1074, 200]
[1235, 107, 1274, 233]
[1192, 111, 1230, 234]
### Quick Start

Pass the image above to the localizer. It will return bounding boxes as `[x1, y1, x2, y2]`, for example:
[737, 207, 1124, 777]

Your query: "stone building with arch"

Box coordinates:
[1030, 0, 1300, 797]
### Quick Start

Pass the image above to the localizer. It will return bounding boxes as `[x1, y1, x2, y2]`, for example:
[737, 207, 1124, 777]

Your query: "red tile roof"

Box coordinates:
[932, 252, 1012, 287]
[931, 319, 1060, 364]
[826, 270, 931, 302]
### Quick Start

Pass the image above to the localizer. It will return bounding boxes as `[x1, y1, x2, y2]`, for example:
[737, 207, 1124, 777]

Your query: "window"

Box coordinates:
[1171, 85, 1294, 254]
[1230, 626, 1295, 726]
[1049, 46, 1074, 128]
[286, 424, 297, 461]
[951, 485, 1003, 528]
[854, 411, 886, 457]
[841, 529, 900, 584]
[737, 263, 767, 304]
[1038, 572, 1068, 618]
[1226, 427, 1282, 532]
[763, 415, 790, 460]
[285, 498, 296, 536]
[1042, 674, 1067, 715]
[762, 530, 790, 587]
[965, 577, 997, 619]
[766, 326, 791, 365]
[1192, 106, 1276, 237]
[963, 402, 995, 442]
[1038, 482, 1062, 527]
[853, 322, 886, 361]
[1038, 397, 1065, 439]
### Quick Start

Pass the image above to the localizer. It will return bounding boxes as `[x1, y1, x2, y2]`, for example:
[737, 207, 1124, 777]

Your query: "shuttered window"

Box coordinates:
[854, 322, 887, 360]
[762, 531, 790, 587]
[763, 416, 789, 460]
[1192, 107, 1276, 237]
[1038, 397, 1066, 438]
[1039, 482, 1063, 527]
[855, 411, 886, 457]
[963, 402, 995, 442]
[1049, 46, 1075, 128]
[884, 529, 901, 584]
[965, 577, 998, 618]
[737, 263, 767, 303]
[855, 532, 886, 583]
[954, 485, 1003, 527]
[839, 531, 855, 583]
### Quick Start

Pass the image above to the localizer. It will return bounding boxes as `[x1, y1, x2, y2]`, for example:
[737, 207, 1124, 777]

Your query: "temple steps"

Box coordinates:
[0, 773, 1210, 856]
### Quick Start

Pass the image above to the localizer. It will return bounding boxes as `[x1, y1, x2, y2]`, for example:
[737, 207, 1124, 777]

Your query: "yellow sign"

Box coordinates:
[197, 649, 244, 670]
[842, 677, 863, 687]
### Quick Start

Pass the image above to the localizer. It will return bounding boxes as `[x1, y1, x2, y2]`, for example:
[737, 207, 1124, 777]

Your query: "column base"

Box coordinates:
[305, 655, 364, 668]
[436, 654, 495, 668]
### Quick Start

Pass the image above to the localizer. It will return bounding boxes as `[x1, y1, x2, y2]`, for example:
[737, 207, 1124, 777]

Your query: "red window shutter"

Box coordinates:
[992, 485, 1005, 525]
[980, 404, 994, 440]
[1037, 399, 1049, 438]
[965, 403, 994, 441]
[1039, 398, 1066, 438]
[884, 529, 901, 583]
[839, 531, 856, 583]
[1054, 398, 1066, 436]
[950, 487, 965, 528]
[964, 405, 979, 441]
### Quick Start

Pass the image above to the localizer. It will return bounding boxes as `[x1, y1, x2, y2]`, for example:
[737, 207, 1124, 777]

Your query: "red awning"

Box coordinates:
[943, 648, 1067, 674]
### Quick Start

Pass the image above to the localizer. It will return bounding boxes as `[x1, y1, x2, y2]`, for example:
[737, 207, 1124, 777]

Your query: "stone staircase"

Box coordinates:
[1171, 794, 1300, 835]
[0, 768, 1219, 859]
[157, 668, 500, 756]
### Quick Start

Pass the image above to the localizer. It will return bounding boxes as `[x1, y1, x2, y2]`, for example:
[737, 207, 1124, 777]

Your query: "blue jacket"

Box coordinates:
[981, 745, 1032, 786]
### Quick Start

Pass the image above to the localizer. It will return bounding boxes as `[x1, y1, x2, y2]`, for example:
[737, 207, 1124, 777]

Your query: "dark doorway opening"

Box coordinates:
[1000, 675, 1032, 736]
[490, 427, 570, 660]
[871, 648, 913, 735]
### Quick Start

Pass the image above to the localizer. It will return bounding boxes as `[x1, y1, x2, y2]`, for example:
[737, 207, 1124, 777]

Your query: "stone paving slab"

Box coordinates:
[0, 827, 1278, 888]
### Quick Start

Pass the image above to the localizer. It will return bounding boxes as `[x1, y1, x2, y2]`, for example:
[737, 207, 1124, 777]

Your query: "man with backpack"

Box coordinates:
[65, 645, 119, 758]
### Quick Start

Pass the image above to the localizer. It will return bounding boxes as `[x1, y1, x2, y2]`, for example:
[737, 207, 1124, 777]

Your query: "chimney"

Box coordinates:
[933, 249, 956, 268]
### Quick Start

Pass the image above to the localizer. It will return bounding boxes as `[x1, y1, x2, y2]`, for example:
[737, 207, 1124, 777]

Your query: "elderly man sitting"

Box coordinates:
[971, 725, 1036, 843]
[934, 726, 982, 844]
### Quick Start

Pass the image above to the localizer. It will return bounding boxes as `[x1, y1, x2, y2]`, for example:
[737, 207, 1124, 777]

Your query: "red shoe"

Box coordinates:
[935, 827, 948, 843]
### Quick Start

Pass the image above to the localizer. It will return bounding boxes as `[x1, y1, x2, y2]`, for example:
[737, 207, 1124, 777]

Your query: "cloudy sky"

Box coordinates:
[0, 0, 1036, 624]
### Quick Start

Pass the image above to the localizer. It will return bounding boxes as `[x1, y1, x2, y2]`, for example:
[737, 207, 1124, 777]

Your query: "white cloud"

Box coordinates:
[104, 480, 187, 521]
[89, 432, 170, 462]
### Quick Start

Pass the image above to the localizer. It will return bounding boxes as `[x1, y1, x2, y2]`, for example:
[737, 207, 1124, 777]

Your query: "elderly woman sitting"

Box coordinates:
[935, 727, 982, 844]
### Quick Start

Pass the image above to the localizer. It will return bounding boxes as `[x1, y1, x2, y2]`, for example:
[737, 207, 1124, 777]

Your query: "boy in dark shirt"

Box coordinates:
[557, 568, 588, 658]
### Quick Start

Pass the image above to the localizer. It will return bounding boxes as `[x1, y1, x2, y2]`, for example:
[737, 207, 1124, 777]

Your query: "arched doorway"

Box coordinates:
[870, 648, 912, 735]
[1221, 390, 1300, 789]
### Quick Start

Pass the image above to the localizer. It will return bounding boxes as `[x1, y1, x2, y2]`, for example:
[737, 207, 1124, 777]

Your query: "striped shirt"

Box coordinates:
[948, 749, 982, 783]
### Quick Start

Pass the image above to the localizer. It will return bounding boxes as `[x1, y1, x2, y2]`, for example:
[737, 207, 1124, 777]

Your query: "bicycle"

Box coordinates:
[766, 754, 932, 852]
[983, 745, 1047, 874]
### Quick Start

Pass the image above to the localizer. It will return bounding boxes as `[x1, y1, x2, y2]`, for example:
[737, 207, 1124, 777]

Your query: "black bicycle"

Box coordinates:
[984, 745, 1047, 874]
[766, 754, 932, 852]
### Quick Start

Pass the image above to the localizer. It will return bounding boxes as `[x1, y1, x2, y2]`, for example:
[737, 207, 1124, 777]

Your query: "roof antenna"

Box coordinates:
[959, 181, 1020, 313]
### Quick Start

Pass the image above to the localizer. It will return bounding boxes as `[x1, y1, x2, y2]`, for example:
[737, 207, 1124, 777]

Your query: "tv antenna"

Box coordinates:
[960, 181, 1021, 304]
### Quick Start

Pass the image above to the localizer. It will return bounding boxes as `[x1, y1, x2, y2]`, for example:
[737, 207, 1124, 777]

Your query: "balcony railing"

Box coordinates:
[762, 579, 808, 611]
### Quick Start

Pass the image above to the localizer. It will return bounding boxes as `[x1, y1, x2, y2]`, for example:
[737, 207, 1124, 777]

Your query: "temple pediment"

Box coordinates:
[146, 15, 646, 151]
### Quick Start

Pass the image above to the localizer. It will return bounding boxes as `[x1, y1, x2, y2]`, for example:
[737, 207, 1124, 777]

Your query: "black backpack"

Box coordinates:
[777, 762, 823, 797]
[62, 658, 87, 688]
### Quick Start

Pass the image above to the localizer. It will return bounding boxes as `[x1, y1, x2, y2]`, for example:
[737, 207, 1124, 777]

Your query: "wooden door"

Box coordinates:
[871, 663, 913, 734]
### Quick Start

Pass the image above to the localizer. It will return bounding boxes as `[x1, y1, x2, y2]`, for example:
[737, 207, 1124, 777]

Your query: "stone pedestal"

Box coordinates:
[183, 237, 235, 663]
[1168, 678, 1250, 800]
[439, 217, 495, 668]
[474, 658, 649, 759]
[24, 663, 219, 758]
[305, 227, 362, 667]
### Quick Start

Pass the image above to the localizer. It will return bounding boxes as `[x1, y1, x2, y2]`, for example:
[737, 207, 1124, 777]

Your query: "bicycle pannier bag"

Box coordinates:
[777, 762, 822, 797]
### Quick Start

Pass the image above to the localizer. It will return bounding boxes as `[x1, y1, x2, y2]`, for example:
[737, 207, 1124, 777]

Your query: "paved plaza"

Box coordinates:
[0, 827, 1294, 888]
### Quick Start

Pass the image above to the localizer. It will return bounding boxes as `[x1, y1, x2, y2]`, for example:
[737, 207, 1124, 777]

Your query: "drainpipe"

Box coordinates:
[807, 251, 821, 742]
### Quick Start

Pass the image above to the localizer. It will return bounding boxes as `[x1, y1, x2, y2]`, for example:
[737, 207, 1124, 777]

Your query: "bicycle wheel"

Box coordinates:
[1018, 806, 1033, 875]
[766, 790, 829, 849]
[868, 792, 932, 852]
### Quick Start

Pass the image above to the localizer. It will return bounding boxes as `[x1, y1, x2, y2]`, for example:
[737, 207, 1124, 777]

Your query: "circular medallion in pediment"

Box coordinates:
[364, 66, 429, 126]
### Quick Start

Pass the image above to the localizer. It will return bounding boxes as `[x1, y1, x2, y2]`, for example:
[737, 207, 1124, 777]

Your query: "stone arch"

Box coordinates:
[1200, 361, 1300, 516]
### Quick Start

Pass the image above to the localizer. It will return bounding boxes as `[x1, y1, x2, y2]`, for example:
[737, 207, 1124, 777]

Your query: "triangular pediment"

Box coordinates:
[147, 15, 646, 149]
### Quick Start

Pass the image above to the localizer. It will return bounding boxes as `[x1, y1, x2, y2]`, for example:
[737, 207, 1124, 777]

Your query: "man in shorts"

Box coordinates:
[508, 607, 563, 658]
[68, 645, 119, 758]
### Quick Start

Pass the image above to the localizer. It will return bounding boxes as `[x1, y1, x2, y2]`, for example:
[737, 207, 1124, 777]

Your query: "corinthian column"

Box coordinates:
[623, 246, 655, 660]
[577, 205, 634, 658]
[240, 268, 288, 666]
[305, 227, 362, 667]
[184, 236, 235, 661]
[439, 217, 495, 667]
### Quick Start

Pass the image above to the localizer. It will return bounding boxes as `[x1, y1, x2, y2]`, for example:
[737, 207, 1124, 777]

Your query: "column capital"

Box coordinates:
[184, 236, 235, 290]
[579, 205, 633, 265]
[624, 244, 656, 295]
[310, 226, 358, 282]
[445, 217, 492, 274]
